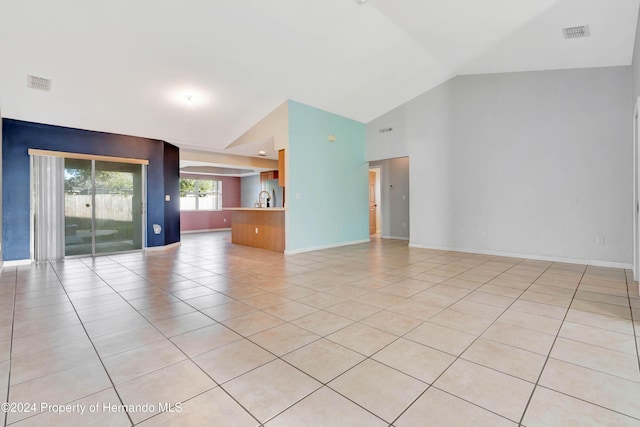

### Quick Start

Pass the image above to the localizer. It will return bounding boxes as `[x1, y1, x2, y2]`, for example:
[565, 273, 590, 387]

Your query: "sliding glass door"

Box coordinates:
[94, 161, 144, 254]
[61, 157, 145, 257]
[64, 158, 93, 256]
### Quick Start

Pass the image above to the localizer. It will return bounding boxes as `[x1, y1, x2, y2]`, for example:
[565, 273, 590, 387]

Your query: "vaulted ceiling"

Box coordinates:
[1, 0, 638, 159]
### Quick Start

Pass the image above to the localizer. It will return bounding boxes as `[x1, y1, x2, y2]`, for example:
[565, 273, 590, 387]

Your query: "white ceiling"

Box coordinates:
[1, 0, 638, 160]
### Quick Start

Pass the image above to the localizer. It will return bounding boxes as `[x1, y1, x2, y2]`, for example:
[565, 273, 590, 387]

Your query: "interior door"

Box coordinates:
[369, 170, 377, 235]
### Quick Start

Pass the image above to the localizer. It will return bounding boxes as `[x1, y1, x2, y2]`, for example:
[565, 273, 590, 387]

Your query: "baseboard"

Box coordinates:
[382, 235, 410, 241]
[285, 239, 370, 255]
[145, 241, 182, 252]
[408, 243, 633, 270]
[181, 228, 231, 234]
[3, 259, 32, 267]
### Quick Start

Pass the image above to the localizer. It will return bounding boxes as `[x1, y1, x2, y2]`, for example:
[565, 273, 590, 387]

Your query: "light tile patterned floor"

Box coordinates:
[1, 232, 639, 426]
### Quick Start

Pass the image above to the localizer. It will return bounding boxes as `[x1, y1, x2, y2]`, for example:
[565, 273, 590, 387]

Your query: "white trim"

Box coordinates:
[382, 235, 410, 240]
[144, 242, 182, 252]
[3, 259, 32, 267]
[284, 239, 370, 255]
[28, 148, 149, 165]
[408, 243, 633, 270]
[634, 97, 640, 280]
[181, 228, 231, 234]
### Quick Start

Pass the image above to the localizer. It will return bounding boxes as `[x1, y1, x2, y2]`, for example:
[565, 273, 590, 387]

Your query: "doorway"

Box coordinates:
[369, 168, 381, 235]
[31, 150, 146, 260]
[368, 170, 377, 234]
[368, 158, 409, 240]
[64, 159, 145, 256]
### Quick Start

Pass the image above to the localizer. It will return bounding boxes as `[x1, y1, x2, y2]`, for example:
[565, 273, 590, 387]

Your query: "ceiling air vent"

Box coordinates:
[562, 25, 590, 39]
[379, 127, 393, 134]
[27, 75, 52, 91]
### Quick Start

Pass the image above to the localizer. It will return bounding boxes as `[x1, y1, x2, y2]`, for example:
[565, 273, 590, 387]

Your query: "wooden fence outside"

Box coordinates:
[65, 194, 133, 221]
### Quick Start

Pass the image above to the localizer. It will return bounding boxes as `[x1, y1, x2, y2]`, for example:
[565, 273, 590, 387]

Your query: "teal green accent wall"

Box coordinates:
[287, 101, 368, 251]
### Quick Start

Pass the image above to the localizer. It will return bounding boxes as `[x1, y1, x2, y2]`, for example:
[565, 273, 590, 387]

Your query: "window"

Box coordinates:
[179, 178, 222, 211]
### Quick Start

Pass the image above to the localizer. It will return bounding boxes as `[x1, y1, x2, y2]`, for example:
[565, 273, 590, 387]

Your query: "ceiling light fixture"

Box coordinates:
[258, 150, 267, 157]
[354, 0, 368, 5]
[167, 88, 211, 109]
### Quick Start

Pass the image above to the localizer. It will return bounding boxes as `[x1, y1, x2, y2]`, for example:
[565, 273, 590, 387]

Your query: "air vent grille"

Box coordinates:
[379, 127, 393, 134]
[563, 25, 590, 39]
[27, 75, 51, 91]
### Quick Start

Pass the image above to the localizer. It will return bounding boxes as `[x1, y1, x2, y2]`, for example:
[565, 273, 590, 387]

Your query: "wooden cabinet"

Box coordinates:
[278, 149, 285, 187]
[260, 170, 278, 184]
[229, 209, 285, 252]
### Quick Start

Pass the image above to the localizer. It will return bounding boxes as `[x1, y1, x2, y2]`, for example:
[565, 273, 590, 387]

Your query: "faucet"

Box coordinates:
[258, 190, 271, 207]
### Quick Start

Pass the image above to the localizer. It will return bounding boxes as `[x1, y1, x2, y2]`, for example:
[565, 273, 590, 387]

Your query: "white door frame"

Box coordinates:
[368, 166, 382, 234]
[634, 97, 640, 283]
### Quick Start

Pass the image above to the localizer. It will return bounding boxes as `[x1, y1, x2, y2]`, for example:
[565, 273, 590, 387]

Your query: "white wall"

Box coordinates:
[632, 9, 640, 279]
[633, 9, 640, 103]
[370, 157, 410, 240]
[367, 66, 633, 266]
[0, 111, 3, 266]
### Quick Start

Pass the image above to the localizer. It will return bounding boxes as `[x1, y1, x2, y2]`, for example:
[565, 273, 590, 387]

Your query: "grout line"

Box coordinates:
[48, 261, 136, 427]
[5, 235, 635, 425]
[517, 264, 587, 426]
[386, 255, 556, 426]
[2, 268, 18, 427]
[158, 244, 414, 425]
[624, 272, 640, 379]
[87, 254, 263, 427]
[531, 383, 640, 422]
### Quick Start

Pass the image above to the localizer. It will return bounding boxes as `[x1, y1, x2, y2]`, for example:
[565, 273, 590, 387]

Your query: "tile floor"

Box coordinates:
[1, 231, 639, 426]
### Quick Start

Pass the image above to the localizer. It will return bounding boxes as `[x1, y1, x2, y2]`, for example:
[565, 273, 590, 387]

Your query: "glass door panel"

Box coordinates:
[94, 161, 143, 254]
[64, 158, 94, 256]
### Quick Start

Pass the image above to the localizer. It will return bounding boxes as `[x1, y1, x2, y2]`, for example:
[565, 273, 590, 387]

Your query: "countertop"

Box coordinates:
[223, 207, 286, 212]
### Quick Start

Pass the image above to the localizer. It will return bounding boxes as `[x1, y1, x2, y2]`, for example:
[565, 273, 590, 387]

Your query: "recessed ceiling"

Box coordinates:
[180, 160, 268, 177]
[1, 0, 638, 161]
[180, 165, 258, 176]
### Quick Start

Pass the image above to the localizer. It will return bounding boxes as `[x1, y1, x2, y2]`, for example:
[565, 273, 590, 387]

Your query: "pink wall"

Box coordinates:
[179, 174, 241, 232]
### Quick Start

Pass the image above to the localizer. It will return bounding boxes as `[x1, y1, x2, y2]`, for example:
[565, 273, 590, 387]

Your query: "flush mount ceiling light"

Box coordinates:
[167, 87, 212, 109]
[258, 150, 267, 157]
[354, 0, 368, 5]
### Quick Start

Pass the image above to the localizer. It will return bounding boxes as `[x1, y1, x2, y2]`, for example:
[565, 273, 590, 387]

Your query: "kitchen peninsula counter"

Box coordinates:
[223, 208, 285, 252]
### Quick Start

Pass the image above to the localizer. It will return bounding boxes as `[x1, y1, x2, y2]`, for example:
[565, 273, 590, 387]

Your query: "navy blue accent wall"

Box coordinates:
[2, 119, 180, 261]
[163, 142, 180, 245]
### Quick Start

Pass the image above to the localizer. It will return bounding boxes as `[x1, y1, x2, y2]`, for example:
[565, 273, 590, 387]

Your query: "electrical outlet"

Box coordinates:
[223, 218, 226, 222]
[595, 236, 604, 246]
[481, 231, 487, 238]
[255, 228, 259, 234]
